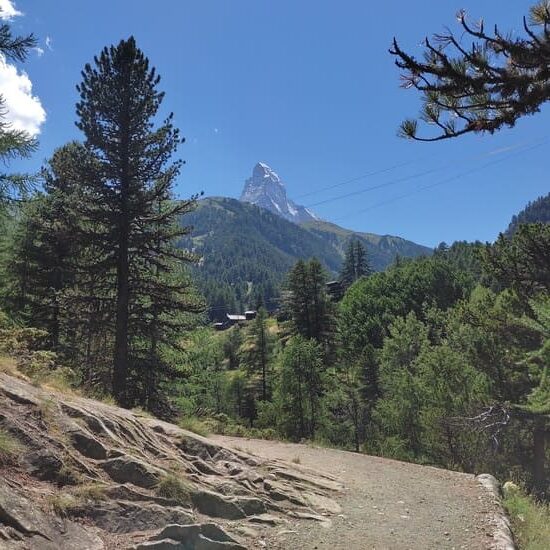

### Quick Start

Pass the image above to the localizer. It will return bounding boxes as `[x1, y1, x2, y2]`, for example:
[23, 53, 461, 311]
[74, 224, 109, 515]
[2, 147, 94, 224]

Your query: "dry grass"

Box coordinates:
[0, 355, 20, 377]
[0, 428, 22, 466]
[155, 473, 192, 506]
[71, 482, 107, 502]
[47, 493, 80, 517]
[291, 456, 301, 464]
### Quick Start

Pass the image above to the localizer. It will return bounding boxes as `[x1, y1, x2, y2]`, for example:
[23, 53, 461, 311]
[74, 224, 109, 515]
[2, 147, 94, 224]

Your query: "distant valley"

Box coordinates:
[179, 163, 432, 318]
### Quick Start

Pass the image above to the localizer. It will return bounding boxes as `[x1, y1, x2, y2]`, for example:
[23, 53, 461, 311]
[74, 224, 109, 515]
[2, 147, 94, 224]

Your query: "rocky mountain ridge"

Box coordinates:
[240, 162, 319, 224]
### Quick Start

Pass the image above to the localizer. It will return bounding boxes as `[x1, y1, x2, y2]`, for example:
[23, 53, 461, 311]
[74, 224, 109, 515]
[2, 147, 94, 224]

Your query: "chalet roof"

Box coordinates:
[226, 314, 246, 321]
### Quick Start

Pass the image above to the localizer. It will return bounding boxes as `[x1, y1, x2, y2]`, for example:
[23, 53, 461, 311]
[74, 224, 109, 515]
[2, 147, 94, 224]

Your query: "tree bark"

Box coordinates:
[113, 223, 129, 404]
[532, 417, 547, 495]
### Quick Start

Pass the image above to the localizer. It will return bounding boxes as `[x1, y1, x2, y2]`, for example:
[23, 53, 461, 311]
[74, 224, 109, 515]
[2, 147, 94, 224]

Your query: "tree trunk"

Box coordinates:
[532, 417, 547, 495]
[113, 224, 130, 404]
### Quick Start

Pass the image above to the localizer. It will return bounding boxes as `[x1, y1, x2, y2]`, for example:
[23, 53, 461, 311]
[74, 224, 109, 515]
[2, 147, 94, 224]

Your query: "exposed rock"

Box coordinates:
[0, 372, 341, 549]
[101, 454, 164, 488]
[247, 513, 283, 526]
[191, 490, 246, 520]
[0, 479, 104, 550]
[147, 523, 246, 550]
[240, 162, 320, 224]
[70, 428, 108, 460]
[88, 500, 194, 533]
[23, 448, 64, 482]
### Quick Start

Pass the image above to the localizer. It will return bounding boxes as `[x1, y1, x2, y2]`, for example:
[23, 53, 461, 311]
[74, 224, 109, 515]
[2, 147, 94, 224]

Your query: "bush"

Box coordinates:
[503, 485, 550, 550]
[178, 416, 210, 437]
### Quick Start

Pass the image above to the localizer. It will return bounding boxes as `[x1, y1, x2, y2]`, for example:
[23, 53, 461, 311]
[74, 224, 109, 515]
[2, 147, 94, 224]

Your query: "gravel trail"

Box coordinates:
[211, 435, 501, 550]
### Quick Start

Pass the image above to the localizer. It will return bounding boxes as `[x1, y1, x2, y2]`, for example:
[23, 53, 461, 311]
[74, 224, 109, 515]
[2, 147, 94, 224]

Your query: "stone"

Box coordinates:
[0, 480, 104, 550]
[191, 491, 245, 520]
[88, 501, 194, 533]
[22, 448, 63, 482]
[248, 514, 282, 526]
[234, 497, 268, 516]
[101, 455, 164, 488]
[135, 540, 182, 550]
[70, 429, 108, 460]
[148, 523, 246, 550]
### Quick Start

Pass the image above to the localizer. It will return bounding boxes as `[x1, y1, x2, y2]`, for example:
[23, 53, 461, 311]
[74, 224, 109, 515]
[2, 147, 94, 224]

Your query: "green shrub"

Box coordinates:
[504, 486, 550, 550]
[178, 416, 210, 437]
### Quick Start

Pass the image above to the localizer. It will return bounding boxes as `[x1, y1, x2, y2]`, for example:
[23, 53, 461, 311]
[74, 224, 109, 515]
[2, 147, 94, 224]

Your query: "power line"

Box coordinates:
[294, 158, 423, 199]
[335, 137, 550, 222]
[304, 141, 531, 209]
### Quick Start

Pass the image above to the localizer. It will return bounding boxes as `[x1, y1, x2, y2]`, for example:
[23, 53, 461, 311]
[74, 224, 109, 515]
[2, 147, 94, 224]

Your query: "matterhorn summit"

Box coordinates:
[240, 162, 320, 224]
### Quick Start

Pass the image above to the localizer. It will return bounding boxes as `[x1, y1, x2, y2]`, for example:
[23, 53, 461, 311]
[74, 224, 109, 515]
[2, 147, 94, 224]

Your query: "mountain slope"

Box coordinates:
[301, 219, 432, 272]
[179, 197, 431, 318]
[240, 162, 319, 223]
[506, 192, 550, 235]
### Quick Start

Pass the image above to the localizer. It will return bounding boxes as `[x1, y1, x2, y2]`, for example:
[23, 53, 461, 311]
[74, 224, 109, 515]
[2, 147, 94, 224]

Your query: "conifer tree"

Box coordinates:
[340, 239, 372, 289]
[0, 20, 38, 204]
[243, 307, 272, 401]
[75, 37, 202, 406]
[391, 2, 550, 141]
[286, 258, 334, 348]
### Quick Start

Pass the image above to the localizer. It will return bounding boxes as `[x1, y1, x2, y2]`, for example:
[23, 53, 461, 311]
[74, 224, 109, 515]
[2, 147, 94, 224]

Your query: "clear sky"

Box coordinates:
[5, 0, 549, 247]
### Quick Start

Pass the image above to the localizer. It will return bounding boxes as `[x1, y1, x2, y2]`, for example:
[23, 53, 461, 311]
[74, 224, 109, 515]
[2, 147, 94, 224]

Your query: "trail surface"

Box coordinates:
[211, 435, 501, 550]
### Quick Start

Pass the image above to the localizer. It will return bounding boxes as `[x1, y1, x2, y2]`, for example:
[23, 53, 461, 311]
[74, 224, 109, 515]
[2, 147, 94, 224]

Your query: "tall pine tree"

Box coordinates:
[75, 37, 202, 407]
[340, 239, 372, 289]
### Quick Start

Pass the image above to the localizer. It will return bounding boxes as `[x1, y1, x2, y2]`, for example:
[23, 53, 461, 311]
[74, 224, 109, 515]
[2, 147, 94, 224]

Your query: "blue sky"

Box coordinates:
[5, 0, 549, 247]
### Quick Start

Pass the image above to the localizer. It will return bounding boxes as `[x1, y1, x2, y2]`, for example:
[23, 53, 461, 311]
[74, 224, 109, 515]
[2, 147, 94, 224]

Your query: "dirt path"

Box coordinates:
[211, 435, 501, 550]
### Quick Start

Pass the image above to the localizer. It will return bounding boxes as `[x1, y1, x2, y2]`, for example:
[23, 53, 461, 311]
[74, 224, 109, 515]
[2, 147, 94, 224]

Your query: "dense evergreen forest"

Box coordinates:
[180, 197, 431, 320]
[507, 192, 550, 236]
[0, 2, 549, 510]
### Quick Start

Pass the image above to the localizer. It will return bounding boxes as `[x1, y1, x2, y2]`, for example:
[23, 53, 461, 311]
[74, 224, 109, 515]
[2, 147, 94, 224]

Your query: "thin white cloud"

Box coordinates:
[0, 56, 46, 136]
[0, 0, 22, 20]
[45, 36, 53, 50]
[34, 47, 44, 57]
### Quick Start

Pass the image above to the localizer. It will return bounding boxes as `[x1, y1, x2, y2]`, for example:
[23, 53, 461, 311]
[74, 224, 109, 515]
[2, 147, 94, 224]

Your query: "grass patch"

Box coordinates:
[178, 416, 210, 437]
[155, 473, 192, 506]
[71, 482, 107, 502]
[291, 456, 301, 464]
[0, 355, 19, 376]
[0, 428, 21, 466]
[503, 486, 550, 550]
[47, 493, 80, 517]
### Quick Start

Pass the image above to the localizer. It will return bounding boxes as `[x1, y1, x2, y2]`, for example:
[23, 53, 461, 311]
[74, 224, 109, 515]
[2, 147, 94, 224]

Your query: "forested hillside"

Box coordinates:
[179, 197, 431, 319]
[506, 192, 550, 236]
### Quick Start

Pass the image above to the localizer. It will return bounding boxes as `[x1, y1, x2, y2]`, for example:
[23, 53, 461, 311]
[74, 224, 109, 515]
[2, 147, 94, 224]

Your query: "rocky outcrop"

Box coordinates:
[0, 373, 342, 549]
[240, 162, 320, 224]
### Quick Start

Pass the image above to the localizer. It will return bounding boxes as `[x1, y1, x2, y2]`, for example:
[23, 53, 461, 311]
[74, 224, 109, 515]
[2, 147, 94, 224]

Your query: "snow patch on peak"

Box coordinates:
[240, 162, 320, 224]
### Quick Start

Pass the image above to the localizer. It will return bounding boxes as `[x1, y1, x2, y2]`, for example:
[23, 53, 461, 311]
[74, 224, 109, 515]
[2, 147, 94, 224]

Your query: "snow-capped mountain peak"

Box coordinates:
[240, 162, 320, 224]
